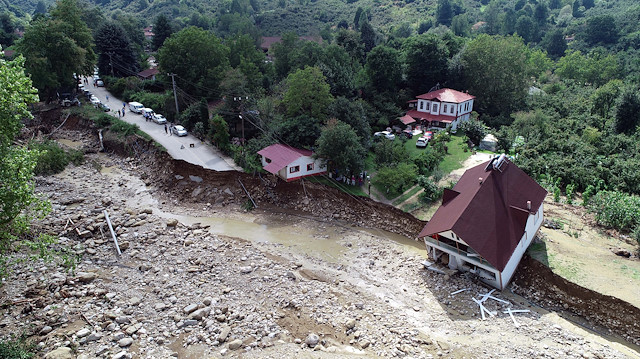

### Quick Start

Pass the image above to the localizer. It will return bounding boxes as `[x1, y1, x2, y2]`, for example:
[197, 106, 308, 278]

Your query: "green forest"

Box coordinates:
[3, 0, 640, 240]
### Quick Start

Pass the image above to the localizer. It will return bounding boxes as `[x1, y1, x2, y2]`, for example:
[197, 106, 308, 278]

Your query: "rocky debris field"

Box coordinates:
[0, 126, 638, 359]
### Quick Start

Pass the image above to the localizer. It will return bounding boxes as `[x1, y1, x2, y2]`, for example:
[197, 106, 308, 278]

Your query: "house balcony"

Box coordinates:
[424, 236, 495, 270]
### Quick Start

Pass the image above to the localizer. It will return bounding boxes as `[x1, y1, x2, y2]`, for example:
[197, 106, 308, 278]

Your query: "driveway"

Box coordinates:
[85, 79, 241, 172]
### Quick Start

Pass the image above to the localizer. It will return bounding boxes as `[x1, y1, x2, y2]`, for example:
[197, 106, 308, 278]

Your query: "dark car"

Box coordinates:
[98, 103, 110, 112]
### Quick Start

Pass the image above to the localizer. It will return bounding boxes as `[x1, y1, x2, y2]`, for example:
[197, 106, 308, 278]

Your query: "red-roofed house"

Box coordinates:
[417, 155, 547, 290]
[405, 88, 475, 132]
[257, 144, 327, 182]
[144, 26, 154, 41]
[137, 68, 159, 81]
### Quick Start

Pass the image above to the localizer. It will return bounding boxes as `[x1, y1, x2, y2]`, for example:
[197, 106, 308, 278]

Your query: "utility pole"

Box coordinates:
[168, 73, 179, 115]
[235, 96, 248, 144]
[106, 52, 114, 77]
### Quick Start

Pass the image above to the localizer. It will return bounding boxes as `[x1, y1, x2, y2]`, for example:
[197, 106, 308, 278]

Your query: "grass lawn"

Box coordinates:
[392, 185, 422, 206]
[438, 134, 473, 173]
[305, 176, 369, 197]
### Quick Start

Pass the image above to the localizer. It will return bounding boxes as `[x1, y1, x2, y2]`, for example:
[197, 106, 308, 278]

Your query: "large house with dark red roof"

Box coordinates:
[405, 88, 475, 132]
[417, 155, 547, 290]
[257, 144, 327, 182]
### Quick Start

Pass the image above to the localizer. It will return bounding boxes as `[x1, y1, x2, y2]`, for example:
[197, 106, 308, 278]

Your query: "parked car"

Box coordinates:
[128, 102, 144, 114]
[172, 125, 187, 137]
[95, 79, 104, 87]
[141, 108, 155, 120]
[374, 131, 395, 140]
[423, 131, 433, 140]
[98, 103, 110, 112]
[152, 113, 167, 124]
[90, 96, 100, 106]
[416, 136, 429, 148]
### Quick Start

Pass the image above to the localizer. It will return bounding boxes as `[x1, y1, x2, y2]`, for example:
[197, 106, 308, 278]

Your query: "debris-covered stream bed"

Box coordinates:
[1, 117, 639, 358]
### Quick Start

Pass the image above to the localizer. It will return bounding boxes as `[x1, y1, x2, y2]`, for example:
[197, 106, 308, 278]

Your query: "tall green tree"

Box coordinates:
[158, 27, 230, 98]
[315, 119, 366, 176]
[614, 87, 640, 134]
[0, 53, 47, 250]
[584, 15, 618, 46]
[365, 45, 402, 95]
[403, 34, 450, 95]
[436, 0, 453, 26]
[95, 22, 139, 78]
[317, 44, 360, 97]
[17, 0, 95, 96]
[461, 35, 530, 117]
[282, 66, 333, 119]
[360, 20, 376, 53]
[541, 29, 567, 59]
[152, 14, 173, 51]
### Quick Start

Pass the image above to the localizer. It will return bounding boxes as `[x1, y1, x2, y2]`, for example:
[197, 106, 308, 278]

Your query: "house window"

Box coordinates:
[450, 106, 454, 114]
[433, 104, 438, 113]
[307, 163, 314, 171]
[265, 158, 272, 163]
[290, 166, 300, 173]
[443, 104, 448, 113]
[419, 101, 424, 110]
[426, 102, 430, 111]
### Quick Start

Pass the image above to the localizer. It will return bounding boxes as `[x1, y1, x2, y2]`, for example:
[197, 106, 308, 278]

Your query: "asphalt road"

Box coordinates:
[85, 79, 240, 172]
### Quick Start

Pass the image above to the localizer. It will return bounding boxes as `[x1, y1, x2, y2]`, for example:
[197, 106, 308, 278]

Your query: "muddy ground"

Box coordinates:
[1, 109, 639, 358]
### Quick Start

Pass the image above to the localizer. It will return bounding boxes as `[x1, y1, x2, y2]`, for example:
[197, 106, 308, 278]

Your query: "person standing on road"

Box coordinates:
[164, 124, 168, 134]
[106, 95, 109, 102]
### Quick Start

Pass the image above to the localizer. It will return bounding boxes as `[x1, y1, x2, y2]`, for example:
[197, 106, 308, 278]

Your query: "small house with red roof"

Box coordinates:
[137, 68, 159, 81]
[257, 144, 327, 182]
[143, 25, 154, 41]
[405, 88, 475, 132]
[417, 155, 547, 290]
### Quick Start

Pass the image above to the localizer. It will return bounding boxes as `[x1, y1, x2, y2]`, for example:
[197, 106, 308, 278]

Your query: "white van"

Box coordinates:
[128, 102, 144, 114]
[141, 108, 155, 120]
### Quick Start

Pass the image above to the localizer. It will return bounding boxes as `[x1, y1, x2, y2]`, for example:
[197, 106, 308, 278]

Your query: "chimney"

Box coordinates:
[527, 201, 531, 210]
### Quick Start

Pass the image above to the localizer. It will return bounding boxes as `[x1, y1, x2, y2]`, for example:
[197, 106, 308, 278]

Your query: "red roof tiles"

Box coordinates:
[418, 159, 547, 271]
[406, 110, 456, 123]
[257, 144, 313, 175]
[416, 88, 475, 103]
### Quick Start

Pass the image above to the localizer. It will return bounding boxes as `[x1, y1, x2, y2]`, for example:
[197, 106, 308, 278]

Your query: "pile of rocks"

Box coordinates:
[0, 152, 632, 359]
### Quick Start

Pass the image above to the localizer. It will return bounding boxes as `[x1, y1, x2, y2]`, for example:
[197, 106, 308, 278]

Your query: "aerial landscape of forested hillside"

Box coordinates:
[3, 0, 640, 356]
[2, 0, 640, 242]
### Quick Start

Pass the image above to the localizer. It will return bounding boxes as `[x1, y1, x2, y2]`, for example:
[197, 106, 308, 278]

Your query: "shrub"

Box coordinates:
[588, 191, 640, 232]
[417, 175, 443, 203]
[0, 334, 36, 359]
[29, 141, 84, 176]
[110, 119, 139, 137]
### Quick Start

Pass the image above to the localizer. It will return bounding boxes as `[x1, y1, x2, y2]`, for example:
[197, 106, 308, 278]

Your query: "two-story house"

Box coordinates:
[417, 155, 547, 290]
[405, 88, 475, 132]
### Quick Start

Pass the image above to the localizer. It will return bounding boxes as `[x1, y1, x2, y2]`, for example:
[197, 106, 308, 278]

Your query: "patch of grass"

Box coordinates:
[401, 201, 422, 213]
[29, 140, 84, 175]
[438, 134, 473, 174]
[392, 185, 422, 206]
[0, 334, 37, 359]
[305, 176, 369, 197]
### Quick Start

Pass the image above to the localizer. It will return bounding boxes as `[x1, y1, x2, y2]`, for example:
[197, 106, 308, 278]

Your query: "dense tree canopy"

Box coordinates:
[94, 22, 139, 77]
[17, 0, 95, 96]
[403, 34, 450, 95]
[157, 26, 230, 98]
[315, 119, 366, 176]
[152, 14, 173, 51]
[461, 34, 530, 117]
[281, 66, 333, 120]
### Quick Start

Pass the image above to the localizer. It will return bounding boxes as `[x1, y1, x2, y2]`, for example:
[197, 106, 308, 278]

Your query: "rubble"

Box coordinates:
[0, 121, 637, 358]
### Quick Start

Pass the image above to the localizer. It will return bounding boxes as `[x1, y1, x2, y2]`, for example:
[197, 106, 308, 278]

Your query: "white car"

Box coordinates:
[152, 113, 167, 124]
[90, 96, 100, 106]
[416, 136, 429, 148]
[374, 131, 395, 140]
[172, 125, 187, 137]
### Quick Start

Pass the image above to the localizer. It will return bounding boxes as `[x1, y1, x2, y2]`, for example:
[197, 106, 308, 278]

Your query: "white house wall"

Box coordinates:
[284, 155, 327, 180]
[498, 203, 545, 289]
